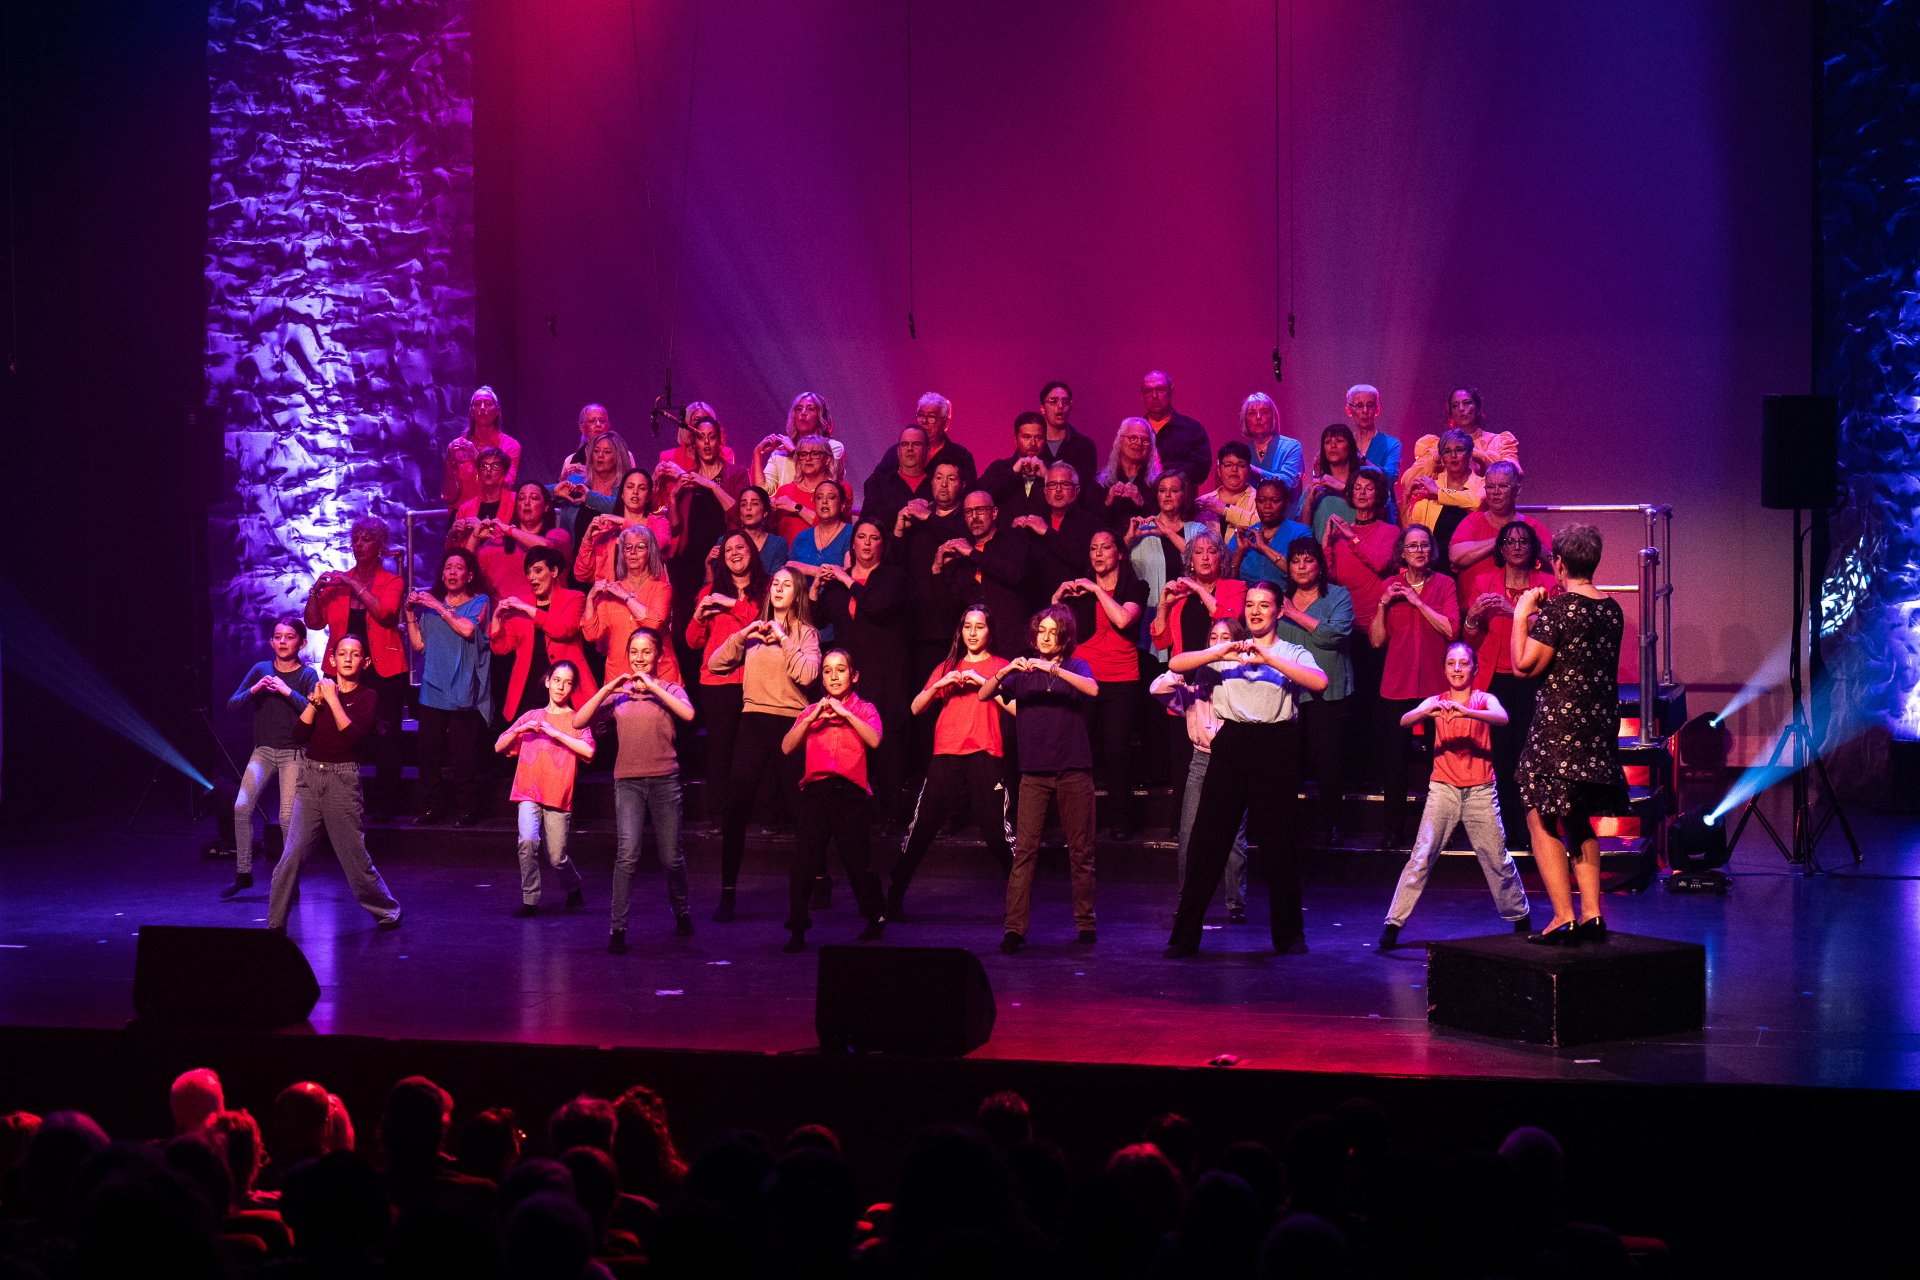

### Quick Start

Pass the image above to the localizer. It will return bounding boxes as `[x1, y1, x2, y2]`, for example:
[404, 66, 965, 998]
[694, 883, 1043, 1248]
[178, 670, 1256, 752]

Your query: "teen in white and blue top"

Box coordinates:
[1165, 581, 1327, 958]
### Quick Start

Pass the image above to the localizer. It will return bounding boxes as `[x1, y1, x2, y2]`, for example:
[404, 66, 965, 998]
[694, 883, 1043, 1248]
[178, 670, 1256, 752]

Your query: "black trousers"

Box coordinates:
[789, 777, 885, 933]
[1349, 640, 1389, 789]
[1489, 672, 1540, 847]
[361, 670, 407, 812]
[698, 683, 744, 824]
[892, 752, 1014, 897]
[415, 705, 484, 817]
[1299, 696, 1353, 832]
[1380, 697, 1429, 841]
[1085, 677, 1140, 827]
[1169, 719, 1303, 950]
[720, 712, 799, 888]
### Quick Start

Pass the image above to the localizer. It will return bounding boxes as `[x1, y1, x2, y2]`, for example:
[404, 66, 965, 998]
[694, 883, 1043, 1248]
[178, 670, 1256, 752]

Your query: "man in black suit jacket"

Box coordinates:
[1142, 369, 1212, 487]
[978, 411, 1051, 523]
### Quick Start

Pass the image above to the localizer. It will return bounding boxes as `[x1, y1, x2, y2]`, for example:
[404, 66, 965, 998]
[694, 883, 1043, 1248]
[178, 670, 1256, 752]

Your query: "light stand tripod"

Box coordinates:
[1725, 507, 1862, 873]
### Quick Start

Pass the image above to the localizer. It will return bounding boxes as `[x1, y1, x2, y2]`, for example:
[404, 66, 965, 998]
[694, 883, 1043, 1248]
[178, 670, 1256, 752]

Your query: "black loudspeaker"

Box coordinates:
[134, 925, 321, 1030]
[1760, 395, 1838, 511]
[815, 945, 995, 1056]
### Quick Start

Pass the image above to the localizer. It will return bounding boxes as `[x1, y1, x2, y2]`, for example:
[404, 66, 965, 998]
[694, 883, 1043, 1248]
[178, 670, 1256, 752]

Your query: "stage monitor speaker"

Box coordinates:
[134, 925, 320, 1030]
[1760, 395, 1838, 511]
[816, 945, 995, 1057]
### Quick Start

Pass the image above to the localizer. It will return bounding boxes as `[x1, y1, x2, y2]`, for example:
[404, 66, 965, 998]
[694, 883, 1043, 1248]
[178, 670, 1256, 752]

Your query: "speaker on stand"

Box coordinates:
[1727, 396, 1860, 872]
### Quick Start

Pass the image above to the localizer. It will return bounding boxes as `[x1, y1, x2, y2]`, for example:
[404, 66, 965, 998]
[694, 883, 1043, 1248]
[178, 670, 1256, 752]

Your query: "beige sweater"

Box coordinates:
[706, 622, 821, 716]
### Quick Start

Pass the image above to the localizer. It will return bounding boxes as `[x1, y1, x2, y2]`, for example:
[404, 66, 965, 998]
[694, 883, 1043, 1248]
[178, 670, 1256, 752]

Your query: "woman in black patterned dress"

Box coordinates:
[1511, 524, 1629, 944]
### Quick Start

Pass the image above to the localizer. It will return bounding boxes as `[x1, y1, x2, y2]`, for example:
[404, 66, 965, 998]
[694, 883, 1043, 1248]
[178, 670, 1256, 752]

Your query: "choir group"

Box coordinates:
[226, 375, 1628, 956]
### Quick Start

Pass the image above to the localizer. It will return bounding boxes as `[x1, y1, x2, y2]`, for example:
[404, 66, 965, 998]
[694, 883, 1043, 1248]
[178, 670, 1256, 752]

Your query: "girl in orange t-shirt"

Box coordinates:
[889, 606, 1014, 918]
[495, 661, 596, 919]
[1377, 642, 1530, 950]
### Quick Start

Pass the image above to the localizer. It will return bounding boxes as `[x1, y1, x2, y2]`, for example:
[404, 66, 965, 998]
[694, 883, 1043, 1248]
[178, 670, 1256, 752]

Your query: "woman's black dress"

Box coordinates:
[1515, 593, 1630, 818]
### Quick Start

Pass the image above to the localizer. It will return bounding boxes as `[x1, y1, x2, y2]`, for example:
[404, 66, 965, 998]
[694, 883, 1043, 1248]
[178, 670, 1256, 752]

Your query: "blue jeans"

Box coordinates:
[267, 758, 402, 930]
[234, 746, 301, 874]
[614, 773, 687, 929]
[1384, 780, 1530, 927]
[517, 801, 583, 906]
[1175, 747, 1248, 913]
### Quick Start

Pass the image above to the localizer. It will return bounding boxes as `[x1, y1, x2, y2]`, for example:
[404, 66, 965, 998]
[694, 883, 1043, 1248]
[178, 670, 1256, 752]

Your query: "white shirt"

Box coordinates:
[1206, 635, 1321, 725]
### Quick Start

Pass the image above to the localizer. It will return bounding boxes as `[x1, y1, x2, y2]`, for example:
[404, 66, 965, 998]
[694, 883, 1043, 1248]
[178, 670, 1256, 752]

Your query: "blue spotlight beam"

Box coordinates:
[0, 579, 212, 791]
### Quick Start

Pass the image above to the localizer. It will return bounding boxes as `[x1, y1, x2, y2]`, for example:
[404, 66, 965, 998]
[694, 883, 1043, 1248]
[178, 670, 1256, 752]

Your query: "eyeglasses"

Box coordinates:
[1043, 481, 1077, 491]
[963, 505, 994, 515]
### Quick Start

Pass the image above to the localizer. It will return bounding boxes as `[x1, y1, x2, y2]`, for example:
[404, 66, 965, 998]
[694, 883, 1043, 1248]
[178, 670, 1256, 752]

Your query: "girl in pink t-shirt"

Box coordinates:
[495, 661, 596, 918]
[778, 649, 886, 952]
[1378, 642, 1530, 949]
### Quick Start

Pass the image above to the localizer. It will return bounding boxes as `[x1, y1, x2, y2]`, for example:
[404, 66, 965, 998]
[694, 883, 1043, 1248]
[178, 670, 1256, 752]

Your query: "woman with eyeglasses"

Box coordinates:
[767, 434, 838, 542]
[1398, 427, 1483, 571]
[1366, 523, 1459, 850]
[1095, 417, 1162, 536]
[1463, 518, 1559, 849]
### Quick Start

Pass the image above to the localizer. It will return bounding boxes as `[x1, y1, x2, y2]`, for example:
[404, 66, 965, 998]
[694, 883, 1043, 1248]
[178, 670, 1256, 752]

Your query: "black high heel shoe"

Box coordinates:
[1574, 916, 1607, 943]
[1525, 921, 1577, 946]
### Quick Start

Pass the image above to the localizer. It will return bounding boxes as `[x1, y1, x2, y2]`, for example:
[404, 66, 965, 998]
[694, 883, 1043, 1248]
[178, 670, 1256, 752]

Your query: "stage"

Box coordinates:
[4, 802, 1917, 1092]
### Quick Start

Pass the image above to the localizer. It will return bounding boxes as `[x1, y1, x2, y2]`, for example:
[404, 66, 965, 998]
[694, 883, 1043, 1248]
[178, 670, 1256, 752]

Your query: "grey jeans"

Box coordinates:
[517, 801, 584, 905]
[1175, 747, 1249, 914]
[1384, 780, 1530, 927]
[613, 773, 687, 929]
[234, 746, 301, 874]
[267, 758, 402, 930]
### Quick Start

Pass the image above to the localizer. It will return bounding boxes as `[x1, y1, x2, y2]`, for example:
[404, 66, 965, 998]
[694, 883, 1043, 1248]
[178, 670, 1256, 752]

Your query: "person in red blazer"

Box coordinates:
[304, 516, 408, 815]
[488, 545, 599, 724]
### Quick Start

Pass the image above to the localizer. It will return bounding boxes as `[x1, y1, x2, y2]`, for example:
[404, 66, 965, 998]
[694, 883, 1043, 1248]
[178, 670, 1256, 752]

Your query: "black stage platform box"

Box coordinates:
[816, 945, 996, 1057]
[1426, 933, 1704, 1046]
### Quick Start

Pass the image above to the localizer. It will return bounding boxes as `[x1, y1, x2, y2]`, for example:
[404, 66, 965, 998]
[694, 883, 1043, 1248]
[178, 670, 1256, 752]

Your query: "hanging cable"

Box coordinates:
[905, 0, 917, 339]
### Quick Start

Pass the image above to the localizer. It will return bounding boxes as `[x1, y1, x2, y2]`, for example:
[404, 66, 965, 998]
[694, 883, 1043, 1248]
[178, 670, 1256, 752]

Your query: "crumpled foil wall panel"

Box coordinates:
[1820, 0, 1920, 755]
[204, 0, 472, 683]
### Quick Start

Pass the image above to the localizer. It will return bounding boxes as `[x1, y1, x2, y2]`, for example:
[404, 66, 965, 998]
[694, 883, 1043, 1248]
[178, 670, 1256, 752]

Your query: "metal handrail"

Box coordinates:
[1519, 503, 1674, 747]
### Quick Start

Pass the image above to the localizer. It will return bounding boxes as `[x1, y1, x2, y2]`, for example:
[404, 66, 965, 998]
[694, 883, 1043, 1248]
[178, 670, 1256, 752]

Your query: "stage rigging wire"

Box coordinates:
[658, 0, 702, 416]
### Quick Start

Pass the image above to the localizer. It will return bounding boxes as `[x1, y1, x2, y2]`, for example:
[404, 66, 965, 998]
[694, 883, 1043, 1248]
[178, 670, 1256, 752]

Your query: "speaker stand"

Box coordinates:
[1724, 507, 1861, 874]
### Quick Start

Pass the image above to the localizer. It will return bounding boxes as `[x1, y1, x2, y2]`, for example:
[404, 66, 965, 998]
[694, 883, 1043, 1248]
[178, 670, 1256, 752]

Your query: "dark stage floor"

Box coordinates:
[4, 799, 1918, 1091]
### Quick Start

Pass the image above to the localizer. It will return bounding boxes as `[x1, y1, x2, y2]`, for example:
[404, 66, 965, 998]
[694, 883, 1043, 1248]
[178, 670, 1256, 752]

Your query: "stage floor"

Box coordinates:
[4, 800, 1918, 1091]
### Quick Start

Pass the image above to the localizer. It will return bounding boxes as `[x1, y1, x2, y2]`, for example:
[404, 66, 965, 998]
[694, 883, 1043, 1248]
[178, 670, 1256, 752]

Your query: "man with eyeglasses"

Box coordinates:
[1448, 461, 1550, 578]
[866, 392, 977, 495]
[1038, 381, 1100, 502]
[979, 411, 1052, 522]
[1013, 462, 1105, 611]
[1141, 369, 1213, 487]
[934, 491, 1029, 648]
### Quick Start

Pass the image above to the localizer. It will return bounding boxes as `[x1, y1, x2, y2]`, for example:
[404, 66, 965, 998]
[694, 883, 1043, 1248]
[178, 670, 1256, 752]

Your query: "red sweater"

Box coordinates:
[489, 587, 598, 716]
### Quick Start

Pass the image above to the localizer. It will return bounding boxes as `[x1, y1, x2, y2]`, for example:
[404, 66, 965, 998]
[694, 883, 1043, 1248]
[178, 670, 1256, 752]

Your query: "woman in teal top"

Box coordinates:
[1274, 537, 1356, 845]
[405, 547, 493, 825]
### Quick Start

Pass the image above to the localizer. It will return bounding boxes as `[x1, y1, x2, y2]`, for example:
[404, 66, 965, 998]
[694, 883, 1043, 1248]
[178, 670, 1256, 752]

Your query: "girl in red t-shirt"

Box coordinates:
[889, 606, 1013, 918]
[1377, 642, 1530, 949]
[495, 661, 596, 918]
[778, 649, 886, 952]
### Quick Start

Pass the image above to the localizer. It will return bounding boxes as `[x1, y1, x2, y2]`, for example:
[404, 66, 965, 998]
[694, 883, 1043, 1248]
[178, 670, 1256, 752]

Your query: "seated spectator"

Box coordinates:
[262, 1082, 331, 1189]
[322, 1092, 355, 1153]
[975, 1091, 1034, 1154]
[612, 1084, 687, 1206]
[169, 1068, 224, 1134]
[454, 1107, 523, 1184]
[549, 1096, 618, 1156]
[205, 1109, 270, 1210]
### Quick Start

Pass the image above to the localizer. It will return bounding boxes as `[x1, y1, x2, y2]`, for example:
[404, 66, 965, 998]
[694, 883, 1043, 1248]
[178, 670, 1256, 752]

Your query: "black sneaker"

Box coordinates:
[675, 913, 695, 937]
[453, 812, 483, 828]
[1378, 923, 1401, 951]
[1227, 906, 1248, 925]
[219, 872, 254, 900]
[713, 888, 736, 922]
[512, 903, 538, 919]
[1075, 929, 1096, 945]
[565, 889, 585, 912]
[1511, 917, 1532, 935]
[376, 910, 403, 931]
[857, 919, 885, 942]
[607, 930, 627, 955]
[412, 808, 449, 827]
[1000, 932, 1024, 954]
[782, 932, 807, 954]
